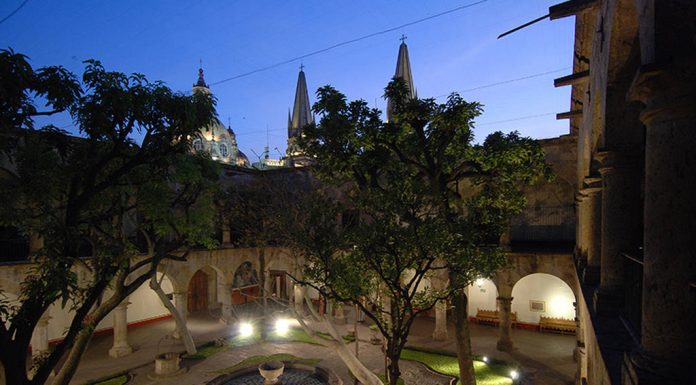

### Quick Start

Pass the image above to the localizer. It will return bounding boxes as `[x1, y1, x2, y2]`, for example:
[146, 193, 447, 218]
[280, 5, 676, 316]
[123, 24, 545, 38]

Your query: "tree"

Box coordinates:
[289, 79, 550, 385]
[0, 50, 218, 385]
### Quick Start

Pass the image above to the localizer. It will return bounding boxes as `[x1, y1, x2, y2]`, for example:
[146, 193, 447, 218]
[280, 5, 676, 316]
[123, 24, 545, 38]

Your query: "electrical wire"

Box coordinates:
[209, 0, 490, 86]
[0, 0, 29, 25]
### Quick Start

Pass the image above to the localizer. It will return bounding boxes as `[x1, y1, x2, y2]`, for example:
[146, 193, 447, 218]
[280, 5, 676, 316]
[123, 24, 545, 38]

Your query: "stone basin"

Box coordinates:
[258, 360, 284, 384]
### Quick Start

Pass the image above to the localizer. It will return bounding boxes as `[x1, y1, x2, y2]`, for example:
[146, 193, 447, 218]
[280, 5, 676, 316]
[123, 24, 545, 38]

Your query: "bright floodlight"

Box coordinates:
[275, 318, 290, 335]
[475, 277, 485, 287]
[239, 322, 253, 337]
[510, 370, 519, 380]
[482, 356, 489, 363]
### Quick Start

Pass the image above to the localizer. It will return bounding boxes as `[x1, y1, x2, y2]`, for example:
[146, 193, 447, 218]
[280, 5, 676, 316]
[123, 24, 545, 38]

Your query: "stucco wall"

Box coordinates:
[511, 273, 575, 324]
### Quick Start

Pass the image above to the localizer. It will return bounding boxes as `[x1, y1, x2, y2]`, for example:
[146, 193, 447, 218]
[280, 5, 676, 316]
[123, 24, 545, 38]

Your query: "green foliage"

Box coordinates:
[290, 78, 549, 385]
[0, 50, 218, 385]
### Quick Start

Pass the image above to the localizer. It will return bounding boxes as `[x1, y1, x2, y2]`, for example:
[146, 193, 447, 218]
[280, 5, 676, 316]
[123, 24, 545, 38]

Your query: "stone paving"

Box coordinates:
[65, 309, 576, 385]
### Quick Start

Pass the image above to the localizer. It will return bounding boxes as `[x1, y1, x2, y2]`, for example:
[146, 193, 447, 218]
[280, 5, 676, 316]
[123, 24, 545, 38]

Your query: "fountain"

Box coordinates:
[207, 361, 341, 385]
[258, 360, 284, 384]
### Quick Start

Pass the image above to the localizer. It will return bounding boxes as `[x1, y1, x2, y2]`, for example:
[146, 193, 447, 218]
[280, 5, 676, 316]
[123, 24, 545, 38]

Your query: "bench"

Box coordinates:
[474, 309, 517, 327]
[539, 316, 575, 334]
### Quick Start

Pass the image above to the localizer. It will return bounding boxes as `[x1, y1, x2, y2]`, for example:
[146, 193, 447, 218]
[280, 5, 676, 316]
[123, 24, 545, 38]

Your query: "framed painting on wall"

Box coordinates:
[529, 300, 546, 312]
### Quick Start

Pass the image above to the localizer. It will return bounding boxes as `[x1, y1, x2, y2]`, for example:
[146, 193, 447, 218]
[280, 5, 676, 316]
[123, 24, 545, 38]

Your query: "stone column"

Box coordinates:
[219, 284, 234, 324]
[109, 300, 133, 358]
[496, 296, 514, 351]
[293, 284, 305, 315]
[623, 65, 696, 384]
[581, 183, 602, 285]
[574, 193, 588, 267]
[31, 314, 51, 357]
[172, 291, 188, 339]
[432, 300, 448, 341]
[593, 151, 641, 315]
[333, 301, 346, 325]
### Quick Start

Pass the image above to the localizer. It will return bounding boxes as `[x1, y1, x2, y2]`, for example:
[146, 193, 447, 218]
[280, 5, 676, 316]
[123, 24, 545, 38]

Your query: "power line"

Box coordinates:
[476, 112, 556, 126]
[209, 0, 490, 86]
[0, 0, 29, 25]
[434, 67, 570, 99]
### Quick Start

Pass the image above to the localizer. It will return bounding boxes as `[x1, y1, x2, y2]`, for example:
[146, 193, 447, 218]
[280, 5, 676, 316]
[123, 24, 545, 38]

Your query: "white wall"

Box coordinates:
[47, 273, 174, 341]
[511, 273, 575, 324]
[466, 278, 498, 316]
[126, 273, 172, 324]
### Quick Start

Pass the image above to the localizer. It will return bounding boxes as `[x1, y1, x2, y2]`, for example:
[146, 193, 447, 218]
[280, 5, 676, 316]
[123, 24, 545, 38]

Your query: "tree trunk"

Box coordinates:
[50, 327, 94, 385]
[452, 289, 476, 385]
[387, 350, 402, 385]
[298, 290, 382, 385]
[150, 276, 197, 355]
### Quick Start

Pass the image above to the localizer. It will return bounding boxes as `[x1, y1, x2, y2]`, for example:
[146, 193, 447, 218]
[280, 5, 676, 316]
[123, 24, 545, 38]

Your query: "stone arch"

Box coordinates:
[466, 278, 499, 317]
[156, 263, 186, 294]
[186, 265, 224, 313]
[511, 273, 576, 325]
[230, 260, 260, 305]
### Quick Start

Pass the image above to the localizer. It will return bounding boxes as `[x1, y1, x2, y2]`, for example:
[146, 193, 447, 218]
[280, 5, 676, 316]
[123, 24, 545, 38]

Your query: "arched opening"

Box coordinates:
[231, 261, 259, 305]
[511, 273, 575, 327]
[466, 278, 498, 318]
[186, 266, 222, 314]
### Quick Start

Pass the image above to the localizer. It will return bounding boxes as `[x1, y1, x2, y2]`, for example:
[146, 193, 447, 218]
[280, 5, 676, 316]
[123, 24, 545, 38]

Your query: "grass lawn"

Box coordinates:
[400, 348, 515, 385]
[85, 374, 128, 385]
[214, 353, 321, 374]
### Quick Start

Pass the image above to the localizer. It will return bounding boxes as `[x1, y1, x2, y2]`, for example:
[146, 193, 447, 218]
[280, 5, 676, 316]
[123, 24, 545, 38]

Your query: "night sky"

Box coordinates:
[1, 0, 575, 159]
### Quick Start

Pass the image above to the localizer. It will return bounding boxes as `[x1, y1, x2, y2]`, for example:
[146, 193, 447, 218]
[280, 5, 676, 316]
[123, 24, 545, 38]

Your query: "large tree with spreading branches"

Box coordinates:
[0, 49, 219, 385]
[282, 79, 552, 385]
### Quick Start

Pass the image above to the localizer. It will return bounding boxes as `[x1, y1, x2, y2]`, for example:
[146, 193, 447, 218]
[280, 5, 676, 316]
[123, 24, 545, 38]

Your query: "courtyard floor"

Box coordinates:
[66, 310, 576, 385]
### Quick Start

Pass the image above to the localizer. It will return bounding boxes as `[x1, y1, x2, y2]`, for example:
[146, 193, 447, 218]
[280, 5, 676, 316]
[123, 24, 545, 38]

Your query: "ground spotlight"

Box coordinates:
[510, 370, 519, 380]
[239, 322, 253, 337]
[482, 356, 489, 363]
[275, 318, 290, 335]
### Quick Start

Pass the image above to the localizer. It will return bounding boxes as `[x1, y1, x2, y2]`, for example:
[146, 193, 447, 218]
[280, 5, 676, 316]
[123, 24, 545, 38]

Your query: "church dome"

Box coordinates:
[190, 66, 250, 168]
[191, 119, 250, 167]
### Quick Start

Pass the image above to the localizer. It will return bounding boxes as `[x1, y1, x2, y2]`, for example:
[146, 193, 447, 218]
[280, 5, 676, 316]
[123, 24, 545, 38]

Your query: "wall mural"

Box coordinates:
[232, 261, 259, 288]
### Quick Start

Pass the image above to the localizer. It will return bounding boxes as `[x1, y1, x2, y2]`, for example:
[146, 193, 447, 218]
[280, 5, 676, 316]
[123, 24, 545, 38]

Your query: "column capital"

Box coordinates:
[629, 63, 696, 126]
[496, 296, 513, 303]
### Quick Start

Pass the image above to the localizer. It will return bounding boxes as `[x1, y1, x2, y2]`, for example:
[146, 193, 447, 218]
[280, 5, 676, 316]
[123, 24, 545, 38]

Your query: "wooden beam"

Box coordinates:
[554, 70, 590, 87]
[556, 110, 583, 120]
[497, 14, 549, 39]
[549, 0, 599, 20]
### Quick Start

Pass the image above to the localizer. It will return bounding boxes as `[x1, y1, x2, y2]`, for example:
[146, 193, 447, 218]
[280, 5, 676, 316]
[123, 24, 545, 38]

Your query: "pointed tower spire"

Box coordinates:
[288, 65, 313, 140]
[387, 35, 415, 121]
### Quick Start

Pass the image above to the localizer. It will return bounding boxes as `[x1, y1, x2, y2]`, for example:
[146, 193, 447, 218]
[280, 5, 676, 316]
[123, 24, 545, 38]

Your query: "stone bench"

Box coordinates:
[539, 316, 575, 334]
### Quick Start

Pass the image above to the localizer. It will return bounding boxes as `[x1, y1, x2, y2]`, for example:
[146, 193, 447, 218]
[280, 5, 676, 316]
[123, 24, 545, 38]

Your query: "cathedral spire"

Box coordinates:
[288, 65, 313, 140]
[387, 35, 415, 121]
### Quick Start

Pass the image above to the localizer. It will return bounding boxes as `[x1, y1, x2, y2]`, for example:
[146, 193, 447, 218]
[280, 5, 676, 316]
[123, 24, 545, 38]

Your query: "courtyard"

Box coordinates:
[68, 311, 576, 385]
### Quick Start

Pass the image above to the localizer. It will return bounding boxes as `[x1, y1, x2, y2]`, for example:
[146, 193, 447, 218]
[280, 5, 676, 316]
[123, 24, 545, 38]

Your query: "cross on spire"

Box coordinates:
[299, 63, 305, 71]
[400, 34, 407, 43]
[199, 58, 203, 68]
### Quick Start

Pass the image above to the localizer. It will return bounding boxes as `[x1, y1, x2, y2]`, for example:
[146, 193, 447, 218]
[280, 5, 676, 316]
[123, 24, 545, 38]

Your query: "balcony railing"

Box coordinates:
[509, 205, 575, 243]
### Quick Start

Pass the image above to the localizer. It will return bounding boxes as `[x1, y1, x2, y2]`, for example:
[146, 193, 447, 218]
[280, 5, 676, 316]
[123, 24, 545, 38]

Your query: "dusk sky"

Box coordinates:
[1, 0, 575, 160]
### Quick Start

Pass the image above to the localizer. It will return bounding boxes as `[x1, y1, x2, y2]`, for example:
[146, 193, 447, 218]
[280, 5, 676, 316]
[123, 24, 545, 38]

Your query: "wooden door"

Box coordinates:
[187, 270, 208, 312]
